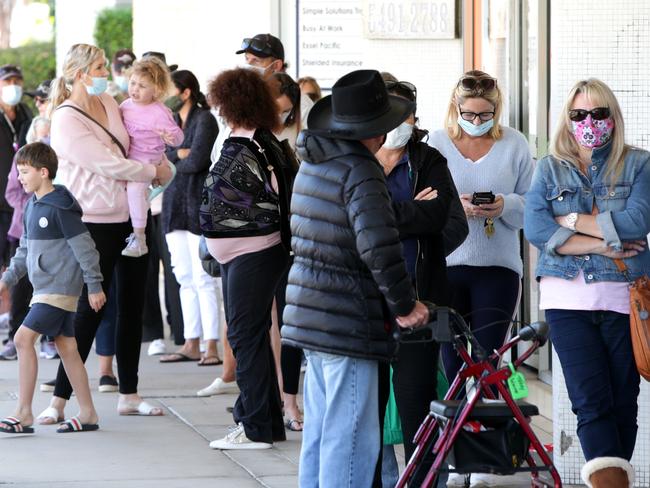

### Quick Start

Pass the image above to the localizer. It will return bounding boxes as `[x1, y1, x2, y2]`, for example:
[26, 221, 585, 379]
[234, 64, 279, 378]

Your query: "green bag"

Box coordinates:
[383, 364, 450, 446]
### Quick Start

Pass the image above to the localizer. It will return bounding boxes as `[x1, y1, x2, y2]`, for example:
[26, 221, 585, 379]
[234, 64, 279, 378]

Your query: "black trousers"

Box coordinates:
[221, 243, 288, 444]
[53, 220, 149, 398]
[274, 258, 302, 395]
[158, 218, 184, 345]
[141, 213, 164, 342]
[393, 340, 441, 485]
[441, 265, 520, 384]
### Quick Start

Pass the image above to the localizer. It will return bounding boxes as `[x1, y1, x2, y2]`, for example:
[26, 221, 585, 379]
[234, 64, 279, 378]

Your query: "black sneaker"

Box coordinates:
[98, 375, 119, 393]
[40, 379, 56, 392]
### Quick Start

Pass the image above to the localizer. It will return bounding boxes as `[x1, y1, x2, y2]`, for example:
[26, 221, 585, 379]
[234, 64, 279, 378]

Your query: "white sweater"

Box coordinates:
[428, 126, 534, 276]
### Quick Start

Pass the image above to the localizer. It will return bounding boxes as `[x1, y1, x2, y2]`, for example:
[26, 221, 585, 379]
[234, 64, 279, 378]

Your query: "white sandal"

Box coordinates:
[117, 400, 164, 416]
[36, 406, 64, 425]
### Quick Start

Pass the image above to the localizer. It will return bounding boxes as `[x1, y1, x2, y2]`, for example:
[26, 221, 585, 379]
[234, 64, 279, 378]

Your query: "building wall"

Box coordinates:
[55, 0, 122, 72]
[550, 1, 650, 485]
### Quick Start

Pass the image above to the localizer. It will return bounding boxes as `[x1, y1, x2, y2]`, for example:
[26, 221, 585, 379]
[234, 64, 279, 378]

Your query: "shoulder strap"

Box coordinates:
[57, 104, 127, 158]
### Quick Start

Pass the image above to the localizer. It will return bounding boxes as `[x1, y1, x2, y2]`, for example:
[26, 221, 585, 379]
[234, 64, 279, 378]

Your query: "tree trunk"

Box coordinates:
[0, 0, 17, 49]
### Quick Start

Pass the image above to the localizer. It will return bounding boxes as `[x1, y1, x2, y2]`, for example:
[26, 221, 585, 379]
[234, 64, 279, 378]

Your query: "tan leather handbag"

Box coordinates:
[614, 259, 650, 381]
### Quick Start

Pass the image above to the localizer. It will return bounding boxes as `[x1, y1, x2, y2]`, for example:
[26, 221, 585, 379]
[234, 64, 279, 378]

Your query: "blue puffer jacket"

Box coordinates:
[281, 132, 416, 361]
[524, 141, 650, 282]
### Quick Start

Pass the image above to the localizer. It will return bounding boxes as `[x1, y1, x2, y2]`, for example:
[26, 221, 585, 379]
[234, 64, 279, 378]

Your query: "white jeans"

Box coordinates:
[165, 230, 221, 341]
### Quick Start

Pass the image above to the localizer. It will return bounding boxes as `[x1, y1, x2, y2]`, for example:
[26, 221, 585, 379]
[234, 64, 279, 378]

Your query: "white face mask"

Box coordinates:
[1, 84, 23, 106]
[240, 63, 268, 77]
[383, 121, 414, 149]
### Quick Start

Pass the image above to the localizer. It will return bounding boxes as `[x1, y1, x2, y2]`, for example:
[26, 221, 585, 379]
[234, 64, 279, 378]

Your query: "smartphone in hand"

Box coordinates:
[471, 191, 496, 206]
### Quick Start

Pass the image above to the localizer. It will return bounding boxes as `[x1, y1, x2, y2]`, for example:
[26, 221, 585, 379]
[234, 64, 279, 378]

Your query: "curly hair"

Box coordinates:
[208, 68, 279, 132]
[127, 57, 172, 102]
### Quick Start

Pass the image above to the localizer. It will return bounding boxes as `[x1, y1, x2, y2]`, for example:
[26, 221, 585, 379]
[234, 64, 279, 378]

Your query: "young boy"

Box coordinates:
[0, 142, 106, 434]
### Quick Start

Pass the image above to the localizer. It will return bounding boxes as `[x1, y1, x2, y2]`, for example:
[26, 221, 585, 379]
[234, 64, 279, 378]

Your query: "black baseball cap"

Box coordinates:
[26, 80, 52, 99]
[236, 34, 284, 60]
[0, 65, 23, 81]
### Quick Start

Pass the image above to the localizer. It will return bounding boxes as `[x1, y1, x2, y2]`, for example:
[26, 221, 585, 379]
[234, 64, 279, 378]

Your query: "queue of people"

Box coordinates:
[0, 30, 648, 488]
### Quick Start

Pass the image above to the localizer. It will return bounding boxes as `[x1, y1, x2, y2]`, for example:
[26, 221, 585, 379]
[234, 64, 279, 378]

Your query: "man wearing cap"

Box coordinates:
[281, 70, 430, 488]
[236, 33, 313, 129]
[209, 33, 315, 166]
[0, 65, 32, 267]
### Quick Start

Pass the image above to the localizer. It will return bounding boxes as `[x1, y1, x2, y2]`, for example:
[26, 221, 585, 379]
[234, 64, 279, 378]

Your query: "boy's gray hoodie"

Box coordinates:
[1, 185, 102, 297]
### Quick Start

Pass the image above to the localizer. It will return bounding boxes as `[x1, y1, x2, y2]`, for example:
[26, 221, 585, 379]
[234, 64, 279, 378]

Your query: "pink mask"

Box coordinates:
[571, 116, 614, 148]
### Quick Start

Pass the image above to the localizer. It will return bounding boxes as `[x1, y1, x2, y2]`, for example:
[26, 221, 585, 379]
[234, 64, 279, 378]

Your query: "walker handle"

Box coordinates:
[518, 321, 549, 346]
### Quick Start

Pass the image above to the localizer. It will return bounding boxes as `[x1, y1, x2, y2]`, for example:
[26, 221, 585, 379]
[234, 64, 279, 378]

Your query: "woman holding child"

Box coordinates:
[36, 43, 172, 423]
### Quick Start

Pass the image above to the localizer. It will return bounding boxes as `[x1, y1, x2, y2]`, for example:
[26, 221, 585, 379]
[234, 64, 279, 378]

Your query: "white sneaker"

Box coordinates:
[147, 339, 167, 356]
[209, 423, 271, 450]
[447, 472, 471, 487]
[470, 473, 521, 487]
[121, 233, 148, 257]
[197, 377, 239, 397]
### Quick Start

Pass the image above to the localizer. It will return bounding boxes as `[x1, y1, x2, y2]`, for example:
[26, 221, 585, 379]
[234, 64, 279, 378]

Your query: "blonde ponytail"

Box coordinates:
[47, 76, 71, 117]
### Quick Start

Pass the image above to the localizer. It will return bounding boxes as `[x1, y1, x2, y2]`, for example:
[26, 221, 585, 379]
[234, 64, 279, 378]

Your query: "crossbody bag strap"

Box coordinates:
[57, 104, 127, 158]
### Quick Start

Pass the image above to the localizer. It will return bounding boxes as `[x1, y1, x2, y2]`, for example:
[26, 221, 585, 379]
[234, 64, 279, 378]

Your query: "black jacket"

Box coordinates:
[281, 132, 416, 361]
[392, 140, 468, 304]
[0, 103, 32, 211]
[163, 105, 218, 235]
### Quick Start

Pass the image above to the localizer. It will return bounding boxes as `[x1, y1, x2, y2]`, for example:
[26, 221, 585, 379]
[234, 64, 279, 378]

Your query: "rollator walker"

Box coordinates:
[396, 305, 562, 488]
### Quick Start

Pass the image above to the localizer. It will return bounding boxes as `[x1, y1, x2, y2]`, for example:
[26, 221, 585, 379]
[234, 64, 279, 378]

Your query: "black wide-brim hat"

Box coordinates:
[307, 70, 415, 140]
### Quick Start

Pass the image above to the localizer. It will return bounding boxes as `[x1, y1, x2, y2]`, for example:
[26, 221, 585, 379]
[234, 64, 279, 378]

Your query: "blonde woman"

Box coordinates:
[35, 44, 172, 423]
[525, 79, 650, 488]
[428, 71, 534, 393]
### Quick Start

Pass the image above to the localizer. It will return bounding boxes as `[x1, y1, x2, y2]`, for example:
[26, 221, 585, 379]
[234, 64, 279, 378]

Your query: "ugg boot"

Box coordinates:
[581, 457, 634, 488]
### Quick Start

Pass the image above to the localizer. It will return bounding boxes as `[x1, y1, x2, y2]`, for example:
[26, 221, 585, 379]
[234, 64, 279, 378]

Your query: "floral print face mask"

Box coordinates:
[571, 116, 614, 149]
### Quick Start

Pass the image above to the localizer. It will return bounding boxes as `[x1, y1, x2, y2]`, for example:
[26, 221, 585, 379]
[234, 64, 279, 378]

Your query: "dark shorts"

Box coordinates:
[23, 303, 75, 338]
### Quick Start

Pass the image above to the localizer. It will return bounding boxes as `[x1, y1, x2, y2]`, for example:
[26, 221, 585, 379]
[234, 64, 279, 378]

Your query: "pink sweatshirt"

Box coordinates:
[50, 93, 156, 223]
[119, 99, 183, 163]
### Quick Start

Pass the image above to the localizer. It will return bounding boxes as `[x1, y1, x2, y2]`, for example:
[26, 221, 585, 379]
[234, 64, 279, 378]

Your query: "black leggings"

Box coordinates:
[441, 265, 520, 385]
[274, 258, 302, 395]
[221, 243, 288, 443]
[53, 220, 149, 398]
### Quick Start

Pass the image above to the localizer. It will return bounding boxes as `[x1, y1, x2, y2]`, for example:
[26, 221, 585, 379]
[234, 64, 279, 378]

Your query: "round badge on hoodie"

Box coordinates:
[39, 217, 48, 228]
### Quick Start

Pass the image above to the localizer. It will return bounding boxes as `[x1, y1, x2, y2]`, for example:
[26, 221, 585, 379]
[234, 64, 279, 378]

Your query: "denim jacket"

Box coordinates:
[524, 142, 650, 282]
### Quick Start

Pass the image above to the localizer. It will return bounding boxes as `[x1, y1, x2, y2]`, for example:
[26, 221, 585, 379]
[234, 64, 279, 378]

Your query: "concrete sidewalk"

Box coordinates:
[0, 339, 573, 487]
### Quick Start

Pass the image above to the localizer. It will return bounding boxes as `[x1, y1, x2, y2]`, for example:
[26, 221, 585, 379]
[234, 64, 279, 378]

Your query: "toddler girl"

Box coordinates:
[120, 57, 183, 257]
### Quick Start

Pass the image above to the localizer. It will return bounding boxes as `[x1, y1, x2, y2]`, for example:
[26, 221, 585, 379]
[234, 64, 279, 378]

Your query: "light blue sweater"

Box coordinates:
[428, 127, 534, 276]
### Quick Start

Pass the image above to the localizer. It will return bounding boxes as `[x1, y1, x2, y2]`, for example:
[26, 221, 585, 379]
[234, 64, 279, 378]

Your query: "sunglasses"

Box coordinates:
[385, 80, 417, 101]
[240, 37, 274, 57]
[568, 107, 611, 122]
[458, 106, 495, 122]
[458, 76, 497, 92]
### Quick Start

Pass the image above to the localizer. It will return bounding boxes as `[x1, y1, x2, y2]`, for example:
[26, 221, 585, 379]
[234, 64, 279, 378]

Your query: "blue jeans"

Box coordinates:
[300, 350, 379, 488]
[547, 309, 640, 461]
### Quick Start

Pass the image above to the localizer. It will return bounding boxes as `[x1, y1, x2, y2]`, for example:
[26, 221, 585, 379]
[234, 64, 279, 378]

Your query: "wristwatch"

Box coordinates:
[565, 212, 579, 231]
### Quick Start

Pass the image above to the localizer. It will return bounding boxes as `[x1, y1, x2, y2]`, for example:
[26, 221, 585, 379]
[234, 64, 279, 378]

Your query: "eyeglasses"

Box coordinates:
[240, 37, 274, 57]
[458, 76, 497, 92]
[458, 106, 496, 122]
[385, 80, 417, 101]
[568, 107, 611, 122]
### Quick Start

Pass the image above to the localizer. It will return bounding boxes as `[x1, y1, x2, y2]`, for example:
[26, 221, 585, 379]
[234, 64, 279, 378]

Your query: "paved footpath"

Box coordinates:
[0, 340, 580, 487]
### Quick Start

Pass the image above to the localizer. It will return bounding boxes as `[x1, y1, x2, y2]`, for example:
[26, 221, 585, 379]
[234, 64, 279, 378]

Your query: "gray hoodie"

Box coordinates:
[1, 185, 103, 298]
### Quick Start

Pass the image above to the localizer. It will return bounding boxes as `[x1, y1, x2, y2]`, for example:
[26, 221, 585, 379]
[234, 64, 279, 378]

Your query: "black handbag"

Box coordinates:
[198, 236, 220, 278]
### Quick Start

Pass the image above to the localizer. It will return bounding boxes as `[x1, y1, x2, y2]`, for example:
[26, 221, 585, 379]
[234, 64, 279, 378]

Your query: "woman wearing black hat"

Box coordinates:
[200, 67, 295, 450]
[281, 69, 430, 488]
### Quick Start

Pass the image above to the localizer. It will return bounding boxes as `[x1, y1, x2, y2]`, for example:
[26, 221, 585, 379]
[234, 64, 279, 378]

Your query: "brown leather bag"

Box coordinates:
[614, 259, 650, 381]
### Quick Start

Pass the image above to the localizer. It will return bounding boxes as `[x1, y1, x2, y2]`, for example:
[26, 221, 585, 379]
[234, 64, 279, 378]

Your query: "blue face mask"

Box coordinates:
[457, 116, 494, 137]
[85, 76, 108, 96]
